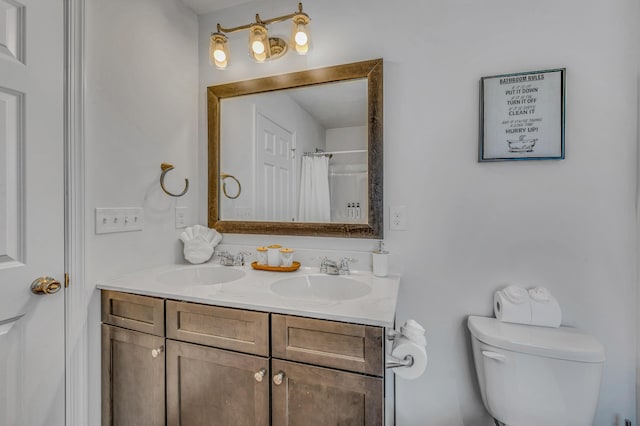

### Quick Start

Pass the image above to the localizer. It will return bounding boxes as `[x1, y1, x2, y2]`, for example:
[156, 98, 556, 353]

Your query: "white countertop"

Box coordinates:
[97, 263, 400, 327]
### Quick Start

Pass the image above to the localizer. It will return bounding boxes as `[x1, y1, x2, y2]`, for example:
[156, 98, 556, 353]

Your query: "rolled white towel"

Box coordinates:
[528, 287, 561, 328]
[400, 319, 427, 347]
[494, 286, 532, 325]
[502, 285, 530, 304]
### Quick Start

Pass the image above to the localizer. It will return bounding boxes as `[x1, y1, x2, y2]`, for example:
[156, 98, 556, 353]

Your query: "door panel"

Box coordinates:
[102, 325, 166, 426]
[0, 0, 65, 424]
[255, 112, 295, 221]
[271, 359, 384, 426]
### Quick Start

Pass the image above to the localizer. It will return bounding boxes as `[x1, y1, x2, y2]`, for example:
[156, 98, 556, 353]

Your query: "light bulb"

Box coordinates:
[294, 24, 307, 46]
[213, 49, 226, 62]
[252, 40, 265, 55]
[210, 33, 229, 70]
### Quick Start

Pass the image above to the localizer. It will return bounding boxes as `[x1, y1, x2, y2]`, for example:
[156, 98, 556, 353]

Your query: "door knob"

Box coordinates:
[31, 277, 62, 295]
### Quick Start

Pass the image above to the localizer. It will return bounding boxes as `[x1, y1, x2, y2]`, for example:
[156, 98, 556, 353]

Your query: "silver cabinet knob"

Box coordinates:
[151, 345, 164, 358]
[273, 371, 284, 385]
[254, 368, 266, 382]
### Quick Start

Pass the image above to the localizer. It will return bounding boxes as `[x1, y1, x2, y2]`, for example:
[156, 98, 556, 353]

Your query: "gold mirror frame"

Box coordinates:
[207, 58, 383, 238]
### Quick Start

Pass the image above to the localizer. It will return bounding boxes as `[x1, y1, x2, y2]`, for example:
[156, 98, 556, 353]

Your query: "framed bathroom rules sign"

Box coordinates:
[479, 68, 565, 162]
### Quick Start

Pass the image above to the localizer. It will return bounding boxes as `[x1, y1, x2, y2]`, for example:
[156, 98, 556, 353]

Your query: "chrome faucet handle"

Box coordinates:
[319, 256, 329, 273]
[214, 250, 233, 265]
[338, 257, 356, 275]
[233, 251, 251, 266]
[320, 257, 339, 275]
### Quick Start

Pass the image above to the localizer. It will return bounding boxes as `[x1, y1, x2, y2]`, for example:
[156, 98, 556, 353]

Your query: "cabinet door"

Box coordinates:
[272, 359, 384, 426]
[102, 325, 165, 426]
[166, 339, 270, 426]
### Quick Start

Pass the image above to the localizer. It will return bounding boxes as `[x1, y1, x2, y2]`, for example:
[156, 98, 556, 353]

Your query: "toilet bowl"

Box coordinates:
[468, 316, 605, 426]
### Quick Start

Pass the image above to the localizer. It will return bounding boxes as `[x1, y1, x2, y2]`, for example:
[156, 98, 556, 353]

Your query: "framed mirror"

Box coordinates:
[208, 59, 382, 238]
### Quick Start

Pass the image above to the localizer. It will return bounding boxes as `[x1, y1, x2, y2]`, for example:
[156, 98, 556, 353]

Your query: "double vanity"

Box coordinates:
[98, 263, 400, 425]
[99, 58, 391, 425]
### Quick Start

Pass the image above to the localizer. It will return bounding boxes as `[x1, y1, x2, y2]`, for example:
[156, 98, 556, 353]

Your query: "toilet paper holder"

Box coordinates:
[386, 354, 414, 369]
[385, 329, 415, 369]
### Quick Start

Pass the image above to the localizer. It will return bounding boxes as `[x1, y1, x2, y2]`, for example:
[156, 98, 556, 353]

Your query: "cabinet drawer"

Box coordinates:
[166, 301, 269, 356]
[272, 314, 384, 376]
[101, 290, 165, 336]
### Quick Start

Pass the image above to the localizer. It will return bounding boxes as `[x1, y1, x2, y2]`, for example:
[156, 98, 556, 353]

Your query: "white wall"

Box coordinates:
[84, 0, 198, 424]
[199, 0, 639, 424]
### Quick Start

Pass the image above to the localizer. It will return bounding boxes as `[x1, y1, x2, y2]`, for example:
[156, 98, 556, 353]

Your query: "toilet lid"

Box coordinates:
[468, 316, 605, 363]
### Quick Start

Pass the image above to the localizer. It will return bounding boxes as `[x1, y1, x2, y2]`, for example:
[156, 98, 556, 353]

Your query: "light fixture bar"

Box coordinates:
[217, 3, 305, 34]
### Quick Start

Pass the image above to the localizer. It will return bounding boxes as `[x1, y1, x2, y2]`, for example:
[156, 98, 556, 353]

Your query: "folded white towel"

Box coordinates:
[528, 287, 561, 328]
[179, 225, 223, 264]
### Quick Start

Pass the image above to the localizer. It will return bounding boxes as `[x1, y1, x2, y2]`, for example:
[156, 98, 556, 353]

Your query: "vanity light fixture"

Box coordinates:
[210, 2, 310, 70]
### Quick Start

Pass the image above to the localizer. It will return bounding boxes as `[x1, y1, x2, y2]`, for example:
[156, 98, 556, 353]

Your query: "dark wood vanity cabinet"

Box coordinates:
[101, 290, 386, 426]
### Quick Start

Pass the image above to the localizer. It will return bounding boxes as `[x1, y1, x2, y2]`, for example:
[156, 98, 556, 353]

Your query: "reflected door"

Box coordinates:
[0, 0, 65, 424]
[255, 113, 295, 221]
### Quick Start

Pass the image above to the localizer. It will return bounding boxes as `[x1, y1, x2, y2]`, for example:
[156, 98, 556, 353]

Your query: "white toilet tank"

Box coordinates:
[468, 316, 605, 426]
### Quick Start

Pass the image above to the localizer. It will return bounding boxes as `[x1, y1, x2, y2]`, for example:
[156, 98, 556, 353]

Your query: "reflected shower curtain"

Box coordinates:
[298, 156, 331, 222]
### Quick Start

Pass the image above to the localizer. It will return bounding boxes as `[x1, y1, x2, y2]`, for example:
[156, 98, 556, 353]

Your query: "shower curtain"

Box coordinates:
[298, 155, 331, 222]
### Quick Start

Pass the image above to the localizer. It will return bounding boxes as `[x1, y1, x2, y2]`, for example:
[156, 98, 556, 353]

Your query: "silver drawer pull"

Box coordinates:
[151, 346, 164, 358]
[254, 368, 266, 382]
[273, 371, 284, 385]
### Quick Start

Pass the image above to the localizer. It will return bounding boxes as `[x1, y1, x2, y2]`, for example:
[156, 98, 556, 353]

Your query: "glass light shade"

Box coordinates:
[291, 14, 310, 55]
[209, 33, 229, 70]
[249, 24, 269, 62]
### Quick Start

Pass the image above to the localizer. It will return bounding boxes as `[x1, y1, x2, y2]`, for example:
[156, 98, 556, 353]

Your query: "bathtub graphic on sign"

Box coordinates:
[506, 134, 538, 153]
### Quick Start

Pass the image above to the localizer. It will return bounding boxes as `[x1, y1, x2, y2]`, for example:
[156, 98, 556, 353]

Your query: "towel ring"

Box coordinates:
[221, 173, 241, 199]
[160, 163, 189, 197]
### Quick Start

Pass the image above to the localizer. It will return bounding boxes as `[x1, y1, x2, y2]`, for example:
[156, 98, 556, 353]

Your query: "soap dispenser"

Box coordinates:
[372, 241, 389, 277]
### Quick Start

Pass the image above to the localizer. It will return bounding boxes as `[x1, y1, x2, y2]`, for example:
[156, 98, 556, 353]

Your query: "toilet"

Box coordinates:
[467, 316, 605, 426]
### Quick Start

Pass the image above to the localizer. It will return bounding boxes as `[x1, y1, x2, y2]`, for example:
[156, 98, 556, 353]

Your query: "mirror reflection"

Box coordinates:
[219, 79, 368, 224]
[208, 58, 383, 239]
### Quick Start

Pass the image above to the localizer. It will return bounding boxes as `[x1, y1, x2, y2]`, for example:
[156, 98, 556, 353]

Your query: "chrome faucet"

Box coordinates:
[319, 257, 339, 275]
[320, 257, 356, 275]
[233, 251, 251, 266]
[215, 250, 250, 266]
[338, 257, 355, 275]
[214, 250, 234, 266]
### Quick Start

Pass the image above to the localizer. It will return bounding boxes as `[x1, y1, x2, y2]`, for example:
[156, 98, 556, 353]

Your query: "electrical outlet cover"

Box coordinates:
[389, 205, 407, 231]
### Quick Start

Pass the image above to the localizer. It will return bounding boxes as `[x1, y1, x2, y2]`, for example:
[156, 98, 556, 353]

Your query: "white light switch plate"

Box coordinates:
[95, 207, 144, 234]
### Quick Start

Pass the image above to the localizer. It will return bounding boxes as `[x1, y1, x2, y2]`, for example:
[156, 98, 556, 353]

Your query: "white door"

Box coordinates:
[255, 112, 295, 221]
[0, 0, 65, 425]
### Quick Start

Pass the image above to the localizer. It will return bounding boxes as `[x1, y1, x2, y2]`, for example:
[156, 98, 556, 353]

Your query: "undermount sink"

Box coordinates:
[157, 265, 245, 286]
[270, 275, 371, 301]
